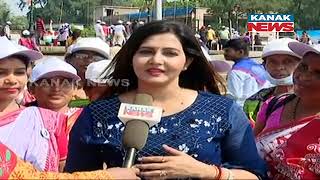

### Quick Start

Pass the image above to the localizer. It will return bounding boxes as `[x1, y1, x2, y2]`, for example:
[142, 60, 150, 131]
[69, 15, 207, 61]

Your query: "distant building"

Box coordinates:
[95, 6, 140, 24]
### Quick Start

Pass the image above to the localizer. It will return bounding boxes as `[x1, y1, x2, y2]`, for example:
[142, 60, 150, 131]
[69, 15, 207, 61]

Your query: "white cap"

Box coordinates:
[288, 42, 320, 57]
[22, 30, 30, 36]
[0, 37, 43, 62]
[6, 21, 12, 25]
[101, 21, 106, 25]
[31, 57, 81, 83]
[262, 38, 301, 59]
[118, 20, 123, 24]
[70, 37, 110, 59]
[96, 20, 101, 23]
[85, 60, 112, 83]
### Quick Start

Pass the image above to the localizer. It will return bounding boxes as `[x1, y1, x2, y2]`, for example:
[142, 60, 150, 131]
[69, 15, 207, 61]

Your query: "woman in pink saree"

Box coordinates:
[0, 37, 68, 172]
[27, 57, 83, 136]
[256, 42, 320, 179]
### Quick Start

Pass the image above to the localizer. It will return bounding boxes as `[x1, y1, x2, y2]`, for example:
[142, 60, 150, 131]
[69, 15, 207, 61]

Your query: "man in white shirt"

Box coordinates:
[95, 20, 105, 41]
[224, 38, 271, 107]
[112, 20, 126, 46]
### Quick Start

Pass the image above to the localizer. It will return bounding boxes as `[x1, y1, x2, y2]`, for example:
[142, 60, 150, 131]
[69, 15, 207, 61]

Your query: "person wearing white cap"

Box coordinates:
[219, 26, 230, 49]
[28, 57, 80, 111]
[112, 20, 127, 46]
[84, 60, 114, 101]
[206, 25, 216, 50]
[0, 36, 42, 62]
[58, 23, 71, 46]
[66, 37, 110, 80]
[0, 42, 138, 177]
[28, 57, 85, 138]
[242, 38, 302, 128]
[18, 30, 40, 51]
[0, 37, 70, 172]
[0, 36, 42, 104]
[65, 37, 111, 102]
[65, 20, 266, 180]
[95, 19, 105, 41]
[255, 41, 320, 180]
[3, 21, 12, 39]
[0, 37, 42, 106]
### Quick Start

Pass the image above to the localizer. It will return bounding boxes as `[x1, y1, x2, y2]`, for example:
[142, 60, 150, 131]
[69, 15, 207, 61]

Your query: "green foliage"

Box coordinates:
[33, 0, 101, 24]
[111, 0, 145, 7]
[81, 26, 96, 37]
[287, 0, 320, 29]
[18, 0, 102, 25]
[0, 0, 10, 25]
[0, 0, 27, 30]
[206, 0, 320, 30]
[10, 16, 29, 30]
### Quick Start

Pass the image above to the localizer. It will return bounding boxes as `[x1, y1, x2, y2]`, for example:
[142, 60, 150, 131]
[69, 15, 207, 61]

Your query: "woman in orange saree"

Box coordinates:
[0, 142, 139, 179]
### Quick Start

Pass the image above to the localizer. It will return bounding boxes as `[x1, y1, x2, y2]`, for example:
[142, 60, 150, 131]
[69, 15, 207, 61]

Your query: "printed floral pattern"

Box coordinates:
[0, 148, 16, 179]
[90, 92, 233, 165]
[0, 142, 113, 179]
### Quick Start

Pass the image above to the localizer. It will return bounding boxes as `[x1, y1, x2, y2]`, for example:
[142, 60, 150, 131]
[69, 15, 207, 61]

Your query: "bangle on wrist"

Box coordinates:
[223, 168, 235, 180]
[212, 165, 222, 179]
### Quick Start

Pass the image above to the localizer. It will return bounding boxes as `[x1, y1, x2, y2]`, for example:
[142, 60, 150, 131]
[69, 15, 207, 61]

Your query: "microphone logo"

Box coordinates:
[123, 105, 154, 118]
[118, 103, 162, 127]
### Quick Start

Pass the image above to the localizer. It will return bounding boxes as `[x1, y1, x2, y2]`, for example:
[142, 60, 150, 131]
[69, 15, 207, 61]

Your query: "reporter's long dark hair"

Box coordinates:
[105, 20, 225, 95]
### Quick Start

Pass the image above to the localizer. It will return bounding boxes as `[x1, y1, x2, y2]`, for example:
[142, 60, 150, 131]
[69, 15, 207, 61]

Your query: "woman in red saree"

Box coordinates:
[256, 42, 320, 179]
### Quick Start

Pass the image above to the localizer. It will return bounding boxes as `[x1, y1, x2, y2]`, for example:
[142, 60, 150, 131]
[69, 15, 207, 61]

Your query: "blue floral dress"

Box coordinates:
[65, 91, 267, 178]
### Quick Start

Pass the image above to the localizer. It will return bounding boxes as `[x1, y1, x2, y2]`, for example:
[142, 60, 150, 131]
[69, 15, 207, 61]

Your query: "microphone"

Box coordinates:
[118, 94, 162, 168]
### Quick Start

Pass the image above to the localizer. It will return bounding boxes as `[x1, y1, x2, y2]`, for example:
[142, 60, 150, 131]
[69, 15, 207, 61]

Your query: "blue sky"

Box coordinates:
[5, 0, 28, 16]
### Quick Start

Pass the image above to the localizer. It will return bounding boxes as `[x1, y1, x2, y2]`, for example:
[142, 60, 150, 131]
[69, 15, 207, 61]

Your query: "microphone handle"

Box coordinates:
[122, 148, 137, 168]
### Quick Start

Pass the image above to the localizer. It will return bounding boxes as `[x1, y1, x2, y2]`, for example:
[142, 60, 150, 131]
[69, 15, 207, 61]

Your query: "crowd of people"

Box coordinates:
[0, 19, 319, 180]
[224, 35, 320, 179]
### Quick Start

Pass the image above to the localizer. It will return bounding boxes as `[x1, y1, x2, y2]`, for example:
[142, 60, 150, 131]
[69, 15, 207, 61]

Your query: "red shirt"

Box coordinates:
[36, 18, 45, 33]
[102, 26, 111, 36]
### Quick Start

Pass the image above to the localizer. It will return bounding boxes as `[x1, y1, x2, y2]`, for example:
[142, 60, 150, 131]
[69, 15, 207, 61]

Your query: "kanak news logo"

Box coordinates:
[247, 14, 294, 32]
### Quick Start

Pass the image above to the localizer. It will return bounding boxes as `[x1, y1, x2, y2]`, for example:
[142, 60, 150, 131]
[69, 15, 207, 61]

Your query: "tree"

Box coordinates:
[206, 0, 320, 30]
[205, 0, 310, 32]
[288, 0, 320, 29]
[10, 16, 29, 30]
[0, 0, 10, 25]
[17, 0, 102, 25]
